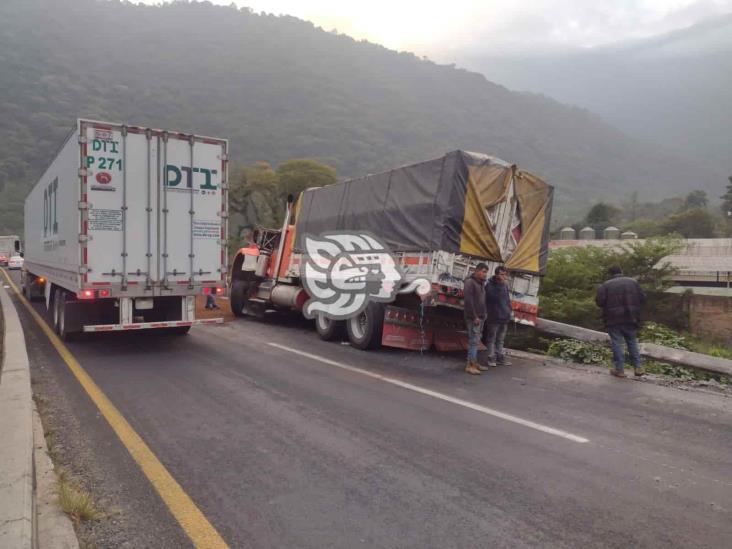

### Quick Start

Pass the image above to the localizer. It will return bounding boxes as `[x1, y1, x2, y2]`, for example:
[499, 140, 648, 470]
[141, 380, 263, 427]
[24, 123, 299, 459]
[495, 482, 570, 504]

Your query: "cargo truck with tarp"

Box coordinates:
[22, 119, 228, 339]
[229, 150, 553, 351]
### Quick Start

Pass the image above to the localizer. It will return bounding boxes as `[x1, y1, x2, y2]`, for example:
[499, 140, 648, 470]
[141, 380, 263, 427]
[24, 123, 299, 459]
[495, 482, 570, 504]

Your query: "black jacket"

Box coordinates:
[484, 276, 512, 323]
[463, 276, 487, 321]
[595, 275, 646, 327]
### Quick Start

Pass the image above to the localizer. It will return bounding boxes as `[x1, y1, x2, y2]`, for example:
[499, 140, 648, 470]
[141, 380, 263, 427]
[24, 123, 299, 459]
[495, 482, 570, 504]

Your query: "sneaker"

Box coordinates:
[634, 367, 646, 377]
[610, 369, 627, 378]
[476, 362, 490, 371]
[496, 359, 512, 366]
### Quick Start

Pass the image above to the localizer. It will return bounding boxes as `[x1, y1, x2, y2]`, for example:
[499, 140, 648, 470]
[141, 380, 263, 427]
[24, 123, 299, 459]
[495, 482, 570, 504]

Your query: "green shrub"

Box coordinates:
[547, 339, 610, 364]
[639, 322, 690, 350]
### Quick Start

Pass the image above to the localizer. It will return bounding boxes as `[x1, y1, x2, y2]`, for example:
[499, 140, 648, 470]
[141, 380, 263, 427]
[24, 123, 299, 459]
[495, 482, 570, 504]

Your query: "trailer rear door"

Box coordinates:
[82, 121, 227, 293]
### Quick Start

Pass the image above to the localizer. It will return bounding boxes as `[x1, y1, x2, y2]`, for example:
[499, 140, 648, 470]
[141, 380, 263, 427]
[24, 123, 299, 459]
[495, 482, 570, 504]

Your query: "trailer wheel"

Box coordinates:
[230, 280, 249, 318]
[22, 273, 32, 300]
[54, 289, 76, 341]
[346, 303, 385, 350]
[315, 314, 345, 341]
[52, 287, 62, 333]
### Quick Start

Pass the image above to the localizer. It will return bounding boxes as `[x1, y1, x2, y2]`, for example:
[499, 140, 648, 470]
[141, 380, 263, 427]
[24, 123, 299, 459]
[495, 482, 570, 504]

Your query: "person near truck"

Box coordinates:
[595, 265, 646, 378]
[482, 265, 512, 367]
[463, 263, 489, 375]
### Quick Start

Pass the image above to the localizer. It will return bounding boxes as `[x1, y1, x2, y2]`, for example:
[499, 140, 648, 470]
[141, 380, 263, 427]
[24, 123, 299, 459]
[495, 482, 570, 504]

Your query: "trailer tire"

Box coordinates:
[54, 288, 76, 341]
[230, 280, 249, 318]
[315, 314, 345, 341]
[52, 287, 62, 333]
[346, 302, 385, 350]
[22, 273, 31, 300]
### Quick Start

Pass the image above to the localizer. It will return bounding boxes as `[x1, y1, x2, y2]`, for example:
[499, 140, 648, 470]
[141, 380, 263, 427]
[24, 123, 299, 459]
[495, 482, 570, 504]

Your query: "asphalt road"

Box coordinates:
[5, 270, 732, 548]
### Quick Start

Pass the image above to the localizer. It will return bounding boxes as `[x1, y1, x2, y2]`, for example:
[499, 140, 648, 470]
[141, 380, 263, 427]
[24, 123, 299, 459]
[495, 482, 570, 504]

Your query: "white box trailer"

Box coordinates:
[22, 119, 228, 338]
[0, 235, 22, 265]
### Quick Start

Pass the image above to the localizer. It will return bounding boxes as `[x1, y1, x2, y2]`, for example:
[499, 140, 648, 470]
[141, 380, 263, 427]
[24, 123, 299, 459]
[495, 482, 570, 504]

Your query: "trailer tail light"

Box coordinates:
[98, 288, 110, 298]
[78, 289, 95, 299]
[202, 287, 211, 295]
[37, 277, 45, 284]
[215, 287, 224, 295]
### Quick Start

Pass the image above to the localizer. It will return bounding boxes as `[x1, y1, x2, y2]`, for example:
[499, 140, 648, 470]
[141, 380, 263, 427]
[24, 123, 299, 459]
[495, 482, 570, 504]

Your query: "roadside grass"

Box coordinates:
[57, 469, 104, 523]
[546, 337, 731, 386]
[32, 393, 105, 524]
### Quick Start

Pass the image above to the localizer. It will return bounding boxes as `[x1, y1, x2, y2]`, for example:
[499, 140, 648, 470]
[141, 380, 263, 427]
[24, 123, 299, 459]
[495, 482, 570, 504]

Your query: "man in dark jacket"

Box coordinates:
[463, 263, 488, 375]
[595, 265, 647, 378]
[482, 265, 512, 367]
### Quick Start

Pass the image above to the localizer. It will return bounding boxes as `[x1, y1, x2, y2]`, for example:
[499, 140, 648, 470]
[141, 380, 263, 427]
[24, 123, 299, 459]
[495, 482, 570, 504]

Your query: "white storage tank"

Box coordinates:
[559, 227, 576, 240]
[579, 226, 596, 240]
[603, 226, 621, 239]
[621, 231, 638, 240]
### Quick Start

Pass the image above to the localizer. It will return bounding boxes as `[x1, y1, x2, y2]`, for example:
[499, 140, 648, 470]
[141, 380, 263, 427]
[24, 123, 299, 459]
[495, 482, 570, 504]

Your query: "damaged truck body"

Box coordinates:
[230, 150, 554, 351]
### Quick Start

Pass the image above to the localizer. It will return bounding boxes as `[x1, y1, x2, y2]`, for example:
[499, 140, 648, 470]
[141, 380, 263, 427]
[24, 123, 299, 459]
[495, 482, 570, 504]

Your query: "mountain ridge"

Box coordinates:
[0, 0, 722, 234]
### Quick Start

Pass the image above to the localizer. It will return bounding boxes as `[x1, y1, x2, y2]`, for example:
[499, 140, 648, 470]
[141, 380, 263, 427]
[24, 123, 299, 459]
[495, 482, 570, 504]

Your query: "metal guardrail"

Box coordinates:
[535, 318, 732, 378]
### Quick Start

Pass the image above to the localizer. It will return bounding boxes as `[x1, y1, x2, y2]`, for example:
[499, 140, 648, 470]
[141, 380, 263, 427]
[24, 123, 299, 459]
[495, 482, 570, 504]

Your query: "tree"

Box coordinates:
[722, 175, 732, 236]
[661, 208, 716, 238]
[722, 175, 732, 213]
[539, 236, 681, 330]
[228, 161, 279, 239]
[275, 159, 337, 203]
[584, 202, 621, 233]
[622, 218, 664, 238]
[682, 190, 708, 210]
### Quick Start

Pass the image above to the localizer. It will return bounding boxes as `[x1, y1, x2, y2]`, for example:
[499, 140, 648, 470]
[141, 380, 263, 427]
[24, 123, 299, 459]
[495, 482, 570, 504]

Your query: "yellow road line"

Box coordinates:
[1, 269, 228, 548]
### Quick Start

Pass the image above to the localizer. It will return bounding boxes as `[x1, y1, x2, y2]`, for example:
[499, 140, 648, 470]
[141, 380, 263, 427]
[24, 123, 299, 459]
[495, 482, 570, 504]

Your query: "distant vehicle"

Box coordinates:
[22, 119, 228, 339]
[229, 150, 553, 351]
[0, 235, 21, 266]
[8, 255, 24, 270]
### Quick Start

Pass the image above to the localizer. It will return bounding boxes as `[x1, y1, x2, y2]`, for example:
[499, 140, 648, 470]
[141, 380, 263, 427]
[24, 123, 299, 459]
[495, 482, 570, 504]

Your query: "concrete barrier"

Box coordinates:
[0, 284, 34, 549]
[536, 317, 732, 377]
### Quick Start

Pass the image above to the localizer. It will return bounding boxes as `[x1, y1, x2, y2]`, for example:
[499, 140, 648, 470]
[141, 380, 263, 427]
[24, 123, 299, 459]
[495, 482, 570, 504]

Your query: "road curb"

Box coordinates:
[0, 283, 34, 549]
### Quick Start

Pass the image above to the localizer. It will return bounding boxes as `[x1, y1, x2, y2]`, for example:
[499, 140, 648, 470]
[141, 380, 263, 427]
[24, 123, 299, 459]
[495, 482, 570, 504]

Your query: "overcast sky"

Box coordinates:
[156, 1, 732, 56]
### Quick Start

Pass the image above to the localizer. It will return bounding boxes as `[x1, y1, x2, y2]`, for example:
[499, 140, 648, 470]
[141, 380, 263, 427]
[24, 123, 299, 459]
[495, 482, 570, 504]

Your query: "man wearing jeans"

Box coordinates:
[595, 265, 646, 378]
[482, 265, 512, 367]
[463, 263, 488, 375]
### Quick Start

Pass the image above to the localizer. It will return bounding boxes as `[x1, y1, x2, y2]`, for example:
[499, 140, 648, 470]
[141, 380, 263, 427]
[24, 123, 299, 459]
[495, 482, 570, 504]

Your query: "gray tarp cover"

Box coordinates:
[293, 150, 553, 273]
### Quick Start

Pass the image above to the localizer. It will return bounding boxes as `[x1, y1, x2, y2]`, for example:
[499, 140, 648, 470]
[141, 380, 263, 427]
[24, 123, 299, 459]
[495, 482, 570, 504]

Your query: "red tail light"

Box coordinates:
[215, 287, 224, 295]
[78, 289, 95, 299]
[202, 287, 211, 295]
[98, 288, 110, 298]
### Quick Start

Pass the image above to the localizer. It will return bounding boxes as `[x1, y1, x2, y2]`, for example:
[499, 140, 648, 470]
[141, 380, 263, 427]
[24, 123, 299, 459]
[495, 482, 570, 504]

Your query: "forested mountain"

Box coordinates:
[459, 14, 732, 180]
[0, 0, 722, 235]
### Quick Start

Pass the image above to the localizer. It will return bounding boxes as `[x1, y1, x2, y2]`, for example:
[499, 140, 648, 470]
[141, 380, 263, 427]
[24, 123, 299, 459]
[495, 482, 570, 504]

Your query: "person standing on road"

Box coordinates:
[205, 293, 220, 310]
[482, 265, 512, 367]
[595, 265, 646, 378]
[464, 263, 488, 375]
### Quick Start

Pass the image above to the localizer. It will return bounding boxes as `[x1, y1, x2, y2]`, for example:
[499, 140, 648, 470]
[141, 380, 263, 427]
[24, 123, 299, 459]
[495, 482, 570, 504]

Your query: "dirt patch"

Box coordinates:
[195, 294, 235, 322]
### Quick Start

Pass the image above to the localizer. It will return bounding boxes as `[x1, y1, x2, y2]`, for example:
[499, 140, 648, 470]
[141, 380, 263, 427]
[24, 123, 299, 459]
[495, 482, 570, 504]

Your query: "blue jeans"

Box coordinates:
[466, 320, 484, 361]
[608, 324, 641, 371]
[484, 322, 508, 362]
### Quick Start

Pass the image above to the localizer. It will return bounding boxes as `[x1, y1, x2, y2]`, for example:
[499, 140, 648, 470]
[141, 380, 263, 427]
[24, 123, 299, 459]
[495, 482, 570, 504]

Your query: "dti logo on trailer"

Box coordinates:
[300, 232, 430, 321]
[165, 164, 218, 192]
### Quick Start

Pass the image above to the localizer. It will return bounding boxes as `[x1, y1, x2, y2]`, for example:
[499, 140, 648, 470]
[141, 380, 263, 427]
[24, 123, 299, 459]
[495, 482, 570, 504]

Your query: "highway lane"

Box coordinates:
[5, 270, 732, 548]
